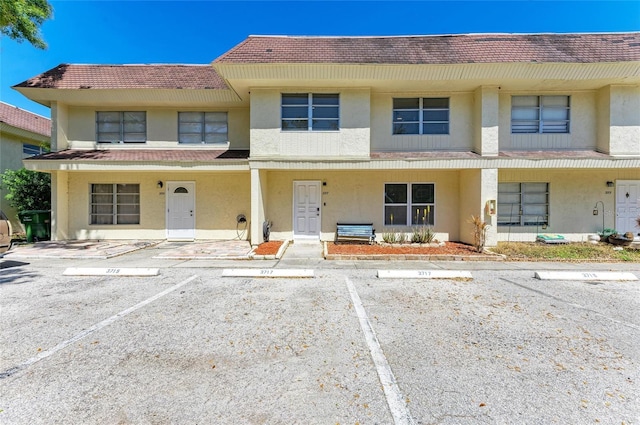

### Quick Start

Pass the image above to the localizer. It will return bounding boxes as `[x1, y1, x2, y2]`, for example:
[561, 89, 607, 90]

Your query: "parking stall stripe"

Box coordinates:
[0, 275, 199, 379]
[345, 277, 415, 425]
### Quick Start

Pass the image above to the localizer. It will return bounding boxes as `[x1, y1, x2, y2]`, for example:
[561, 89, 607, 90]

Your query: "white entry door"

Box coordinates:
[167, 182, 196, 240]
[616, 180, 639, 234]
[293, 181, 321, 239]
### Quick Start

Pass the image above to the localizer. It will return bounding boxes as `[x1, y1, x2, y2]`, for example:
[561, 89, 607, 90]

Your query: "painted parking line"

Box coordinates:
[63, 267, 160, 276]
[377, 270, 472, 279]
[345, 277, 415, 425]
[221, 269, 314, 278]
[0, 275, 199, 379]
[535, 271, 638, 281]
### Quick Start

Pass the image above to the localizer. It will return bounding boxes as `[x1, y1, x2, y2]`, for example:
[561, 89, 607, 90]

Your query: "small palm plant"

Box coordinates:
[468, 215, 490, 253]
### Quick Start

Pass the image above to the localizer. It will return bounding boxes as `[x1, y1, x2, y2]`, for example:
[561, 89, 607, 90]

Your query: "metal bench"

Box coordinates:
[335, 223, 375, 244]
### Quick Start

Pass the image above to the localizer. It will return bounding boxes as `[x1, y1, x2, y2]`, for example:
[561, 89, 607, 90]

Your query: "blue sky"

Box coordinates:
[1, 0, 639, 118]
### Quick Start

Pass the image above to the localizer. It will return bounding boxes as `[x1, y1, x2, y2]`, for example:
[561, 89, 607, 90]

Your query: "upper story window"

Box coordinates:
[178, 112, 228, 144]
[23, 144, 47, 157]
[281, 93, 339, 131]
[393, 98, 449, 135]
[96, 111, 146, 143]
[511, 96, 570, 134]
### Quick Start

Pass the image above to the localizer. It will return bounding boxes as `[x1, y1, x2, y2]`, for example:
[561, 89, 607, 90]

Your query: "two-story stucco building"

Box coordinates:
[13, 33, 640, 247]
[0, 102, 51, 230]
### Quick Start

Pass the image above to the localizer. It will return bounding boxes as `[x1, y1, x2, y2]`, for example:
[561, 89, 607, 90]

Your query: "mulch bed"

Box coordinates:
[253, 241, 283, 255]
[328, 241, 482, 255]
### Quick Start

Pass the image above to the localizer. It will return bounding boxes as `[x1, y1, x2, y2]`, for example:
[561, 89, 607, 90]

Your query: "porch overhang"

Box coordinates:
[23, 149, 251, 172]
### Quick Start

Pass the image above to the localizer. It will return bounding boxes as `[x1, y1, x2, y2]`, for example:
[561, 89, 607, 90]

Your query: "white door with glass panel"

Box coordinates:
[616, 180, 639, 234]
[293, 181, 321, 238]
[167, 182, 195, 240]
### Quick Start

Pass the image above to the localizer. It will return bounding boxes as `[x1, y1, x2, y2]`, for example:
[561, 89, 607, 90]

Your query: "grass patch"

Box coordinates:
[491, 242, 640, 262]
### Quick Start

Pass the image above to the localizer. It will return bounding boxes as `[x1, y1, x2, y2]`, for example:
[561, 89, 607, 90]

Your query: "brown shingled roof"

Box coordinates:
[13, 64, 229, 90]
[0, 102, 51, 137]
[214, 33, 640, 64]
[26, 149, 249, 161]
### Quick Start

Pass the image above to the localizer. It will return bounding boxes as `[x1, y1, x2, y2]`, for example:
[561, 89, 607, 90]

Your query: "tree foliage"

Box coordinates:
[0, 168, 50, 212]
[0, 0, 52, 49]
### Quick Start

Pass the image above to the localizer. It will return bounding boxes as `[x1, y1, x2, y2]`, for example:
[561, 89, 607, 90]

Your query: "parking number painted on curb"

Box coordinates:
[63, 268, 160, 276]
[535, 271, 638, 281]
[378, 270, 473, 279]
[222, 269, 314, 278]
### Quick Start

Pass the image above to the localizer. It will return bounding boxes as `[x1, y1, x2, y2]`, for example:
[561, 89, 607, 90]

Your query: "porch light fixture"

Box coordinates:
[157, 181, 163, 189]
[606, 181, 614, 187]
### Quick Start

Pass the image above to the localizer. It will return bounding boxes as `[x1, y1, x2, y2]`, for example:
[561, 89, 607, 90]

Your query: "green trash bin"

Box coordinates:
[18, 210, 51, 243]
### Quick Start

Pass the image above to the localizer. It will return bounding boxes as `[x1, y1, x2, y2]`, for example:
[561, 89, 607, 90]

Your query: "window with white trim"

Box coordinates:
[498, 182, 549, 226]
[96, 111, 146, 143]
[393, 98, 449, 135]
[178, 112, 228, 144]
[384, 183, 435, 226]
[90, 184, 140, 225]
[511, 96, 570, 134]
[281, 93, 339, 131]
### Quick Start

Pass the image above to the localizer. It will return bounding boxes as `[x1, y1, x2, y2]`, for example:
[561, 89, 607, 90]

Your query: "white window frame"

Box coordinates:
[178, 112, 228, 144]
[511, 95, 570, 134]
[498, 182, 549, 226]
[281, 93, 340, 131]
[90, 183, 140, 225]
[384, 183, 436, 226]
[392, 97, 450, 135]
[96, 111, 146, 143]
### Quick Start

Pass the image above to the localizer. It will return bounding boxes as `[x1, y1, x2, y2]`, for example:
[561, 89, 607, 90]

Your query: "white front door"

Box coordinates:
[616, 180, 640, 234]
[167, 182, 196, 240]
[293, 181, 321, 239]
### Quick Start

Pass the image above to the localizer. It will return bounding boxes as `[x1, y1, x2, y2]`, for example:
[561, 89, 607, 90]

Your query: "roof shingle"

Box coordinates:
[214, 33, 640, 64]
[13, 64, 229, 90]
[0, 102, 51, 137]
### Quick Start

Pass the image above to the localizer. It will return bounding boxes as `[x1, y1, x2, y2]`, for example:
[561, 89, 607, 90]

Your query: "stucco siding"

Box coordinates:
[264, 170, 460, 242]
[370, 92, 474, 152]
[609, 85, 640, 156]
[249, 88, 370, 158]
[66, 107, 250, 149]
[65, 171, 250, 240]
[0, 134, 27, 227]
[497, 169, 640, 241]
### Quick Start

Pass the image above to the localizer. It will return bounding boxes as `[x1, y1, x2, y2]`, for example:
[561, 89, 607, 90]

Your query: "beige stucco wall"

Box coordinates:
[370, 92, 474, 152]
[458, 169, 498, 247]
[64, 171, 250, 240]
[499, 91, 597, 150]
[0, 134, 26, 227]
[51, 102, 69, 151]
[65, 107, 250, 150]
[250, 88, 370, 158]
[497, 169, 640, 241]
[263, 170, 461, 242]
[609, 85, 640, 156]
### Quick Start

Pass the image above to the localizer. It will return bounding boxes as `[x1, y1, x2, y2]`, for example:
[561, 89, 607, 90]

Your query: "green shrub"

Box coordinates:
[411, 226, 435, 244]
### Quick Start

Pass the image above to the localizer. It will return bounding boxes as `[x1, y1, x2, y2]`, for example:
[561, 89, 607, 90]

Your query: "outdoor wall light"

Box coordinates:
[157, 181, 163, 189]
[606, 181, 614, 187]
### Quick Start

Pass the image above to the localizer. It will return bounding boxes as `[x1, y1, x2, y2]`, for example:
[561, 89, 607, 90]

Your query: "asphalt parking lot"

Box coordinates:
[0, 252, 638, 424]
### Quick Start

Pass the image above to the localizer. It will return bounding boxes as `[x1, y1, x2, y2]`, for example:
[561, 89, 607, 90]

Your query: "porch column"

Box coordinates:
[473, 86, 499, 156]
[458, 169, 498, 247]
[250, 168, 268, 246]
[51, 171, 69, 240]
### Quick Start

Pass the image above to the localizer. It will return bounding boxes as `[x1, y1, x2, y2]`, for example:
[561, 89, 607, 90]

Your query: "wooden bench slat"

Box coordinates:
[335, 223, 375, 244]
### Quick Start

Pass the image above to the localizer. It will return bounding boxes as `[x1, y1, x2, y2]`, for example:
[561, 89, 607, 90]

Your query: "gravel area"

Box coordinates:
[0, 256, 638, 424]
